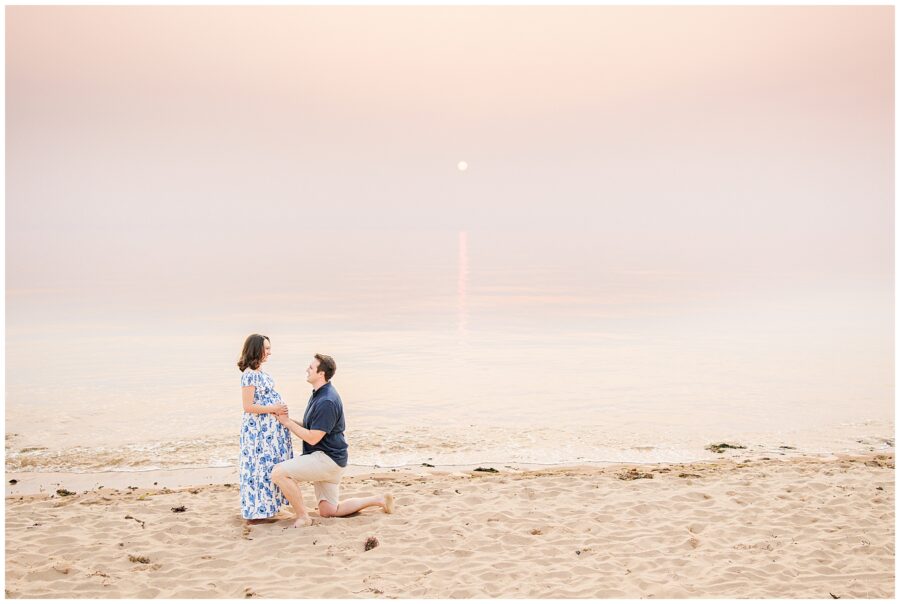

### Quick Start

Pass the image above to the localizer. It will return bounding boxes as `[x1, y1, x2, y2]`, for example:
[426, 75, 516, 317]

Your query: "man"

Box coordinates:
[271, 353, 394, 528]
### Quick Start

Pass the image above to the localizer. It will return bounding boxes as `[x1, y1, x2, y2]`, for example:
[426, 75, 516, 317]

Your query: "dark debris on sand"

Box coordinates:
[617, 469, 653, 481]
[865, 455, 895, 469]
[705, 443, 747, 454]
[56, 489, 75, 497]
[364, 536, 379, 551]
[474, 467, 499, 473]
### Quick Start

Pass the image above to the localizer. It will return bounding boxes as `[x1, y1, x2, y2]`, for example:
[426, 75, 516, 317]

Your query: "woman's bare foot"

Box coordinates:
[383, 493, 395, 514]
[292, 515, 313, 528]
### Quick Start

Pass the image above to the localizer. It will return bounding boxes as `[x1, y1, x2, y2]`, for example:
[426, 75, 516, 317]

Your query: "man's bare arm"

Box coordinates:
[277, 415, 325, 445]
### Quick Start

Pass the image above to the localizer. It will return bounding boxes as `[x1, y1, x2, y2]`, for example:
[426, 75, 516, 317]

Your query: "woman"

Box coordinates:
[238, 333, 293, 523]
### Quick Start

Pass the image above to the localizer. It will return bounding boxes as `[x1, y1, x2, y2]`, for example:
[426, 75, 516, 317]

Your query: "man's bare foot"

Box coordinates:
[292, 515, 313, 528]
[383, 493, 395, 514]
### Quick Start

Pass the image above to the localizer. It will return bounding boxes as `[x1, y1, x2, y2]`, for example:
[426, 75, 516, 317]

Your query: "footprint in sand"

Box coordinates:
[687, 523, 706, 534]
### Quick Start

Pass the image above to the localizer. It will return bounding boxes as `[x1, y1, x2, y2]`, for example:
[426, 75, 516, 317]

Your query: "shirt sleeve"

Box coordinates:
[240, 371, 259, 388]
[306, 399, 339, 433]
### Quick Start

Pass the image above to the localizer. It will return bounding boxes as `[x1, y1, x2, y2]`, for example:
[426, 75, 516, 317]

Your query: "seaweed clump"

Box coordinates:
[705, 443, 746, 454]
[617, 469, 653, 481]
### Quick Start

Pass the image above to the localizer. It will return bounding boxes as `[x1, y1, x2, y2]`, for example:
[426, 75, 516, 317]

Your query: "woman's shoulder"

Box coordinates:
[241, 368, 262, 384]
[242, 368, 271, 382]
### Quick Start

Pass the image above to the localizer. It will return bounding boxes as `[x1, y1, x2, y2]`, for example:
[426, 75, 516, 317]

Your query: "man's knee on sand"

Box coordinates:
[317, 500, 338, 518]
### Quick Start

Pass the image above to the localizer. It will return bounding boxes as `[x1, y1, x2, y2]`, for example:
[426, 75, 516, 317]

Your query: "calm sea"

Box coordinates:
[6, 230, 893, 474]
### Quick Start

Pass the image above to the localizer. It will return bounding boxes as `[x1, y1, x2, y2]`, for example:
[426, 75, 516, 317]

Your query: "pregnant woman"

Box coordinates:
[238, 333, 293, 523]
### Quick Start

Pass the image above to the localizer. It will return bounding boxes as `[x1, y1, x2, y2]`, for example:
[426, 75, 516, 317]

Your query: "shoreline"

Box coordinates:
[8, 438, 895, 497]
[6, 452, 894, 598]
[7, 419, 894, 478]
[8, 443, 894, 497]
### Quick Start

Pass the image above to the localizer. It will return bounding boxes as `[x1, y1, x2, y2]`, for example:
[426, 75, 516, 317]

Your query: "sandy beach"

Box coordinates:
[5, 452, 893, 598]
[6, 6, 894, 601]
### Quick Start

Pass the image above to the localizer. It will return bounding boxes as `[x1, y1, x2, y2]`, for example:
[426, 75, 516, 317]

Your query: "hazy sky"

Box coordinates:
[6, 6, 894, 298]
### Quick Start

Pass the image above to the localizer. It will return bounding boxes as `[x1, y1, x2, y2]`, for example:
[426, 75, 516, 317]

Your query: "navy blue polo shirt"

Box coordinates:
[302, 381, 348, 467]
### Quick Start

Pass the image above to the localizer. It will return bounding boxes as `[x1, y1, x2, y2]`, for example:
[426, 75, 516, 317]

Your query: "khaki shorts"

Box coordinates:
[277, 451, 345, 506]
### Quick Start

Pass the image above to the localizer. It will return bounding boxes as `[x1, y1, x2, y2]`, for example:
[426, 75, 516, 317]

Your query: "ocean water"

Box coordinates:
[5, 231, 894, 474]
[6, 6, 894, 488]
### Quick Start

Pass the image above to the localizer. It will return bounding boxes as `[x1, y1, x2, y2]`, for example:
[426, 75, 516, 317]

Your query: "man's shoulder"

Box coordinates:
[320, 382, 340, 397]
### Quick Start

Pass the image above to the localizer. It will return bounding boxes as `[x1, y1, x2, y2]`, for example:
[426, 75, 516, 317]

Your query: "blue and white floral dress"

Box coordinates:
[239, 369, 293, 519]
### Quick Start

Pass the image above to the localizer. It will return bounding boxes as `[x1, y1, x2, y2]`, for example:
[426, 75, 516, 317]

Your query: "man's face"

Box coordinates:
[306, 358, 321, 384]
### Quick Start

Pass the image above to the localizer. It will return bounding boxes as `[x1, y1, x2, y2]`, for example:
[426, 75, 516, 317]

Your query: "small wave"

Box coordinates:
[5, 436, 238, 473]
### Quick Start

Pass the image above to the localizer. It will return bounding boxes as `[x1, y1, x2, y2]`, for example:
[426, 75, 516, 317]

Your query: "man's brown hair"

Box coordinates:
[314, 353, 336, 381]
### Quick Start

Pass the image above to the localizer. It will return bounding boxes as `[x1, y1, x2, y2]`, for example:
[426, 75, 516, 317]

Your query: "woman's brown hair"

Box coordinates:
[238, 334, 269, 371]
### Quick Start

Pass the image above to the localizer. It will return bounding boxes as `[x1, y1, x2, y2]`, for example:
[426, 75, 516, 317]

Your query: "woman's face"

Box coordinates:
[261, 339, 271, 364]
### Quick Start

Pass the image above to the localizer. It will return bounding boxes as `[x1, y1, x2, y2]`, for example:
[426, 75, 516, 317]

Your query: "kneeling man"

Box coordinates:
[272, 353, 394, 528]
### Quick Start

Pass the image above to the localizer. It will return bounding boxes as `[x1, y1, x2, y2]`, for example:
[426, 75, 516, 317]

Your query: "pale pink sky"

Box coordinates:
[6, 6, 894, 298]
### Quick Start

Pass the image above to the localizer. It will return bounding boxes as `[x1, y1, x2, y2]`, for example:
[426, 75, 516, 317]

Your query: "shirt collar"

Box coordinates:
[311, 381, 331, 396]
